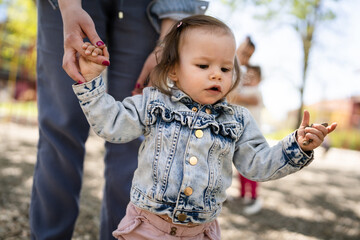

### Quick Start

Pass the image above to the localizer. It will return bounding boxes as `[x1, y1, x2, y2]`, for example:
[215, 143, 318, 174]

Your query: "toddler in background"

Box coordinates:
[228, 64, 263, 215]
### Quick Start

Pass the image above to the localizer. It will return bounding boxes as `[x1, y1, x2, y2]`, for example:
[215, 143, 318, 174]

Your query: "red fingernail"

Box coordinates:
[136, 83, 141, 89]
[96, 41, 105, 47]
[78, 81, 84, 84]
[102, 60, 110, 66]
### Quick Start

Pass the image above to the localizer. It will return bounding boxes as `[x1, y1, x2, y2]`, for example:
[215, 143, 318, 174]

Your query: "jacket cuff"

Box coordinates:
[282, 131, 314, 168]
[72, 75, 106, 103]
[147, 0, 209, 33]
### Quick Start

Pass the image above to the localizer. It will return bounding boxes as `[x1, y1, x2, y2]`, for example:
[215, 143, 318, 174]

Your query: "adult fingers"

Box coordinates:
[81, 20, 106, 49]
[62, 49, 85, 83]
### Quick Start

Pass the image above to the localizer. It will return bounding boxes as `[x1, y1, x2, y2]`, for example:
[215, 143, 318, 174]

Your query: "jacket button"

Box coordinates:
[195, 129, 203, 138]
[177, 213, 187, 222]
[184, 187, 193, 196]
[189, 156, 198, 165]
[205, 108, 211, 114]
[170, 227, 177, 235]
[192, 107, 198, 112]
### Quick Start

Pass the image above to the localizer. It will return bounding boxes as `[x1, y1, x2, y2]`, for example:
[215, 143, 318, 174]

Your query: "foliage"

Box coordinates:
[0, 0, 37, 81]
[221, 0, 339, 128]
[328, 129, 360, 151]
[265, 128, 293, 140]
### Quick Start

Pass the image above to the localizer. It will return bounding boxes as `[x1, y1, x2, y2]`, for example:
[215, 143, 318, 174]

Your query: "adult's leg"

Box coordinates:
[99, 0, 158, 239]
[30, 1, 106, 239]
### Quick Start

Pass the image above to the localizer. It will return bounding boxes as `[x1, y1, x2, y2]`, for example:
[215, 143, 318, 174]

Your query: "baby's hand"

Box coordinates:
[297, 110, 337, 151]
[83, 42, 104, 57]
[78, 42, 109, 82]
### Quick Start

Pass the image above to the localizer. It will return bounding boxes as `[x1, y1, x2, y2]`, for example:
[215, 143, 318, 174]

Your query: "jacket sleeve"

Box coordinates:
[233, 107, 314, 182]
[147, 0, 209, 33]
[72, 75, 151, 143]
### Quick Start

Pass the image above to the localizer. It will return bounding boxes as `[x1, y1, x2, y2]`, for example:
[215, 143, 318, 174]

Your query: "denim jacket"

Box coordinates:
[73, 76, 314, 225]
[47, 0, 209, 33]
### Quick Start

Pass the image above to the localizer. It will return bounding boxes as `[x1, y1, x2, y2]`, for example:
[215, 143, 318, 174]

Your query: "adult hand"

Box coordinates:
[131, 47, 161, 95]
[59, 0, 110, 83]
[131, 18, 176, 95]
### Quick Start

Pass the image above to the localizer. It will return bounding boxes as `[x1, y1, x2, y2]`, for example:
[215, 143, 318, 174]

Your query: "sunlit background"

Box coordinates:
[0, 1, 359, 239]
[0, 0, 359, 149]
[210, 0, 360, 118]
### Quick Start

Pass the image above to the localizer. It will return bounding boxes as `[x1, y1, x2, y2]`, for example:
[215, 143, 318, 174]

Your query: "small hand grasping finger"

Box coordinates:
[82, 42, 103, 57]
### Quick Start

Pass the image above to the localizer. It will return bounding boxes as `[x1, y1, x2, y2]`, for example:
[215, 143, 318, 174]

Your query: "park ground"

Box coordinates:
[0, 122, 359, 240]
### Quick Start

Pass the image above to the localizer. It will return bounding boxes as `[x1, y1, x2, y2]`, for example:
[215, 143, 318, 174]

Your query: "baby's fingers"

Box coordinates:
[309, 123, 328, 137]
[92, 48, 103, 57]
[82, 42, 91, 50]
[326, 122, 337, 134]
[303, 132, 322, 147]
[81, 43, 109, 66]
[305, 126, 325, 141]
[84, 45, 96, 56]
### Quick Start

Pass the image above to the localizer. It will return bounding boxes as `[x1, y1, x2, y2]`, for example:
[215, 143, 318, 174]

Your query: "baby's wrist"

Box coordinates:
[82, 73, 100, 82]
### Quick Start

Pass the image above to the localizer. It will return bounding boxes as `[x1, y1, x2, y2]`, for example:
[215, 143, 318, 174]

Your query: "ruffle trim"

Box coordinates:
[147, 103, 240, 140]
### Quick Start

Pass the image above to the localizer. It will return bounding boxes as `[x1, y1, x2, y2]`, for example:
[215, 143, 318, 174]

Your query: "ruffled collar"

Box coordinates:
[170, 88, 234, 115]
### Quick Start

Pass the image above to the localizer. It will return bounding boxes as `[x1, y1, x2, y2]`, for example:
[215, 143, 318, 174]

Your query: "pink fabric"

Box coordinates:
[239, 174, 258, 199]
[112, 202, 221, 240]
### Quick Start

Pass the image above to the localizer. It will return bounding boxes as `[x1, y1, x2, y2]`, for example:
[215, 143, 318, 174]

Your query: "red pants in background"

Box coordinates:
[239, 174, 258, 199]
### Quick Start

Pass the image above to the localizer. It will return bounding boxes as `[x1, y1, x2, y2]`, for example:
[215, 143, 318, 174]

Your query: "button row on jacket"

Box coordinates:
[195, 129, 203, 138]
[177, 213, 187, 222]
[191, 107, 212, 114]
[184, 186, 193, 196]
[189, 156, 198, 165]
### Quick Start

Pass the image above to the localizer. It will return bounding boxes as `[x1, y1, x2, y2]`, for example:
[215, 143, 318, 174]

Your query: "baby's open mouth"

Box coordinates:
[207, 86, 221, 92]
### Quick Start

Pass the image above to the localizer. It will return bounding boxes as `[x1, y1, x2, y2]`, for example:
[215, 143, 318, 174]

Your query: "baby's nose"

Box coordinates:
[210, 70, 222, 80]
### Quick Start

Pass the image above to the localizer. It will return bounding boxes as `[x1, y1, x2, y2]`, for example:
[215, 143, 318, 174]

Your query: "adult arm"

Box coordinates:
[131, 18, 176, 95]
[132, 0, 209, 95]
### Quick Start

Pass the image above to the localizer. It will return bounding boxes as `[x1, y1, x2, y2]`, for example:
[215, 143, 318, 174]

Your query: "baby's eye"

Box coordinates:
[221, 67, 231, 72]
[197, 64, 208, 69]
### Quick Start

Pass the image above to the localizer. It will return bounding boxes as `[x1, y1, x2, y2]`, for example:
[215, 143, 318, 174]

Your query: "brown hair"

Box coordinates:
[150, 15, 241, 96]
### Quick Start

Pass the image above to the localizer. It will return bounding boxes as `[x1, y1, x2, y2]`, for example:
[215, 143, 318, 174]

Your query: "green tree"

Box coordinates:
[221, 0, 338, 128]
[0, 0, 37, 98]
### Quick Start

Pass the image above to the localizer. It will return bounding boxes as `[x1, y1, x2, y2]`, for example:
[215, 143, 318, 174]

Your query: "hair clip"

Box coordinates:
[177, 21, 183, 28]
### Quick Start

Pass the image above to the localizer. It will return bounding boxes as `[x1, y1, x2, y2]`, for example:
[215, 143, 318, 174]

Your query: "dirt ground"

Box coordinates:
[0, 122, 359, 240]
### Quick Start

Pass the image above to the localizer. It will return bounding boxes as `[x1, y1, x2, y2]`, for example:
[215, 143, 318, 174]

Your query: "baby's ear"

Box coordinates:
[168, 67, 178, 82]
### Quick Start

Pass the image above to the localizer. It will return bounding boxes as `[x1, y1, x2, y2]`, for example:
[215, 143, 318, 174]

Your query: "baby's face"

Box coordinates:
[170, 28, 236, 105]
[243, 68, 260, 86]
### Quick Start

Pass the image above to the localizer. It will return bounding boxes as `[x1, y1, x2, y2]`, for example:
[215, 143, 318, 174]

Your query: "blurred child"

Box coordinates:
[228, 65, 263, 215]
[72, 15, 336, 239]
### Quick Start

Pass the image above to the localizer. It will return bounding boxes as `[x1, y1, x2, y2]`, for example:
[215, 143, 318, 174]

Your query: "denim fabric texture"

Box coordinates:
[73, 76, 314, 225]
[147, 0, 209, 33]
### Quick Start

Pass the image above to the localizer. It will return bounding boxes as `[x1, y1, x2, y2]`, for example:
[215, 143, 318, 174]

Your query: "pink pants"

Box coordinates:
[112, 202, 221, 240]
[239, 174, 258, 199]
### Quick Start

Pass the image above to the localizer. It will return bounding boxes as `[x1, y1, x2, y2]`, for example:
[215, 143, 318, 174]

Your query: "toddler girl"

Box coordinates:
[73, 15, 336, 239]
